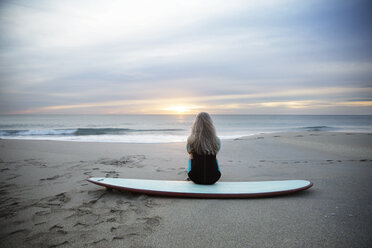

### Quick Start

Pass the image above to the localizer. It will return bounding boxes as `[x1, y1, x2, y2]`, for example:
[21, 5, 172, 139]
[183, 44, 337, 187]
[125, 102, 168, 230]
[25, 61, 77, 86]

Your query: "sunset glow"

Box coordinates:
[161, 106, 199, 114]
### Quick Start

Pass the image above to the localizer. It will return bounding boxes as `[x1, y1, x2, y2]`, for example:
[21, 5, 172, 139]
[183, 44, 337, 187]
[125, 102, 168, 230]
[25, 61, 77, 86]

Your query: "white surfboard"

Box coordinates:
[88, 177, 313, 198]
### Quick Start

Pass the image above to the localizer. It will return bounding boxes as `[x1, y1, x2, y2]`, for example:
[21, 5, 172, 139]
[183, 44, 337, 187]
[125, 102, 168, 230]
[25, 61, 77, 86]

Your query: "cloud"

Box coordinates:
[8, 86, 372, 115]
[0, 0, 371, 114]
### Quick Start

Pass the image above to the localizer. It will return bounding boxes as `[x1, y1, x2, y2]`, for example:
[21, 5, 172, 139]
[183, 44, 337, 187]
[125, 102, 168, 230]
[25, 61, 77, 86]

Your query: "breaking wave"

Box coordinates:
[0, 128, 185, 136]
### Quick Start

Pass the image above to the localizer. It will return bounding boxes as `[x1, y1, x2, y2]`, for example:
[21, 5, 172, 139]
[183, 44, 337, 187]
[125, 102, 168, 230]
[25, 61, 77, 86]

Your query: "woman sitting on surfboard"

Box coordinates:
[187, 112, 221, 185]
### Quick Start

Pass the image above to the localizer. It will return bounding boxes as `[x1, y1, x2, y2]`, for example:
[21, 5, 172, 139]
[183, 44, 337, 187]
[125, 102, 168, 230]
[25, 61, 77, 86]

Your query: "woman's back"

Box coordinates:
[187, 112, 221, 185]
[188, 153, 221, 184]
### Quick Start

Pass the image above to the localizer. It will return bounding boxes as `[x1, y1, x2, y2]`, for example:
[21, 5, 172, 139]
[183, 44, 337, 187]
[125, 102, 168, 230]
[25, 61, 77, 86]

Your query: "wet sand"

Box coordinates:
[0, 132, 371, 247]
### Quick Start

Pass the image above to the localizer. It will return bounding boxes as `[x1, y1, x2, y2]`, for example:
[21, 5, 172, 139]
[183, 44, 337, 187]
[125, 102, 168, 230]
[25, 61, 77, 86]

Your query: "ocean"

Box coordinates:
[0, 115, 371, 143]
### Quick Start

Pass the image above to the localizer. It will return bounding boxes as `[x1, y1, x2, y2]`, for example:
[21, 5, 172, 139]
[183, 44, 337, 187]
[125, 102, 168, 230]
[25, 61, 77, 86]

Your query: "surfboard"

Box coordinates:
[88, 177, 313, 198]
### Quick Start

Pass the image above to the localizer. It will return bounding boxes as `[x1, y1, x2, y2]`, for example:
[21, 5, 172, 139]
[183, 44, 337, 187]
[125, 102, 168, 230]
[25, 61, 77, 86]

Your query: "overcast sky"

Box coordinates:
[0, 0, 371, 115]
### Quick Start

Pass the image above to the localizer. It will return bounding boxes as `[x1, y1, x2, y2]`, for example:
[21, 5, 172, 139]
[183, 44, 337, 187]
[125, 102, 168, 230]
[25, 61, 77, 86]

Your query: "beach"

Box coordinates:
[0, 132, 372, 248]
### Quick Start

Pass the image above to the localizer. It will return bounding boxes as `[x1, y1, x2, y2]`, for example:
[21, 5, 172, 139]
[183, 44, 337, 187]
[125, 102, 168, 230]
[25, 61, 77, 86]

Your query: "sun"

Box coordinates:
[162, 105, 196, 114]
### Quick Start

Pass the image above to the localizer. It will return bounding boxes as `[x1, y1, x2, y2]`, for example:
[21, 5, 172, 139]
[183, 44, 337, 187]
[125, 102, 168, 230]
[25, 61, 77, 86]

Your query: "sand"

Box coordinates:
[0, 132, 371, 248]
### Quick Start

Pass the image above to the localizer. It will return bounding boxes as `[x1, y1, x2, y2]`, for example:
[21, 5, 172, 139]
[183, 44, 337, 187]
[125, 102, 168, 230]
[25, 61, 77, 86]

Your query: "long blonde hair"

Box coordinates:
[187, 112, 219, 155]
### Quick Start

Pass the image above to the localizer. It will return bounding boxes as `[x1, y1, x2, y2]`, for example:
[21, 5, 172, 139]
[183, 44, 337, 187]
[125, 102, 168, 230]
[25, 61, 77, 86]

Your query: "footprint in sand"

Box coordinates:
[36, 192, 71, 208]
[34, 221, 47, 226]
[26, 232, 70, 248]
[8, 228, 31, 236]
[0, 167, 10, 172]
[6, 174, 20, 180]
[83, 171, 92, 176]
[96, 155, 146, 168]
[49, 224, 68, 235]
[40, 175, 60, 181]
[35, 210, 50, 216]
[92, 239, 108, 245]
[49, 241, 70, 248]
[109, 215, 161, 241]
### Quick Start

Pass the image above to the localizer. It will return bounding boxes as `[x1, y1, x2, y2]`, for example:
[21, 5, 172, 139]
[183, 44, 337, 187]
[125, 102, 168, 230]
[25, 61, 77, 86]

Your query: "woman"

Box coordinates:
[187, 112, 221, 184]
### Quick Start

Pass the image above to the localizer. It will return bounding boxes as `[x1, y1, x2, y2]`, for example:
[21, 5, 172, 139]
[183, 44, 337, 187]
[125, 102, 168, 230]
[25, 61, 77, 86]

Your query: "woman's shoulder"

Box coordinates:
[187, 135, 195, 143]
[186, 135, 194, 153]
[216, 136, 221, 150]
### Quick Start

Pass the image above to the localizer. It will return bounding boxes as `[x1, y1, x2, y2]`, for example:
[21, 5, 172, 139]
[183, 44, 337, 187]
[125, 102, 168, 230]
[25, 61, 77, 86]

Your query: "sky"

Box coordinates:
[0, 0, 371, 115]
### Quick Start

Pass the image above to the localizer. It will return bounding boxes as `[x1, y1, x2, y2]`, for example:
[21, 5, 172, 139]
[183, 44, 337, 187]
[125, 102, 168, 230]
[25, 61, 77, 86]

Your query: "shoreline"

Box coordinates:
[0, 132, 372, 247]
[1, 130, 371, 144]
